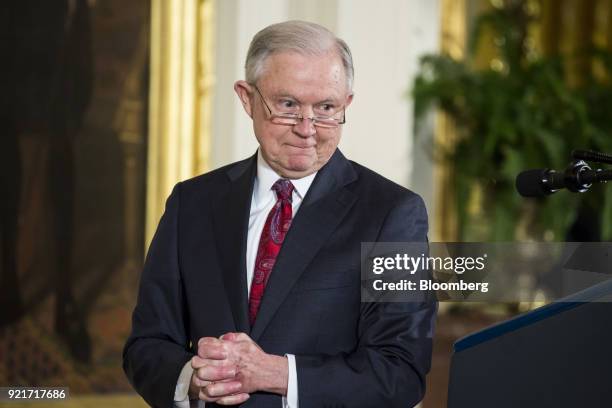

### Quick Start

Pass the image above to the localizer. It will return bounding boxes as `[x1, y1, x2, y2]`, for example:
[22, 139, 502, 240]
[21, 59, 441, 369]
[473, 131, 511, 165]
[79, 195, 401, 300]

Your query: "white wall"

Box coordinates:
[212, 0, 287, 167]
[212, 0, 439, 226]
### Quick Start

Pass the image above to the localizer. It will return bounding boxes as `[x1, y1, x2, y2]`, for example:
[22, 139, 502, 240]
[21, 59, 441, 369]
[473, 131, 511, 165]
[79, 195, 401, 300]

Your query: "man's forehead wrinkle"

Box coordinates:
[259, 70, 346, 104]
[266, 89, 340, 105]
[257, 50, 349, 93]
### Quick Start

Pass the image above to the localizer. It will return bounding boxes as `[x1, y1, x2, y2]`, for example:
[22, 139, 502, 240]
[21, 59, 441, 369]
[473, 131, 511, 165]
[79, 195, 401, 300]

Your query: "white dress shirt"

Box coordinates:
[174, 150, 316, 407]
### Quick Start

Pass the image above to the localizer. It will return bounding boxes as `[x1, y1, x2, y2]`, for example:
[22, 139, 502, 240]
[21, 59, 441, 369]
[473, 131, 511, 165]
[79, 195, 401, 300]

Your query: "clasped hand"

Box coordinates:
[189, 332, 288, 405]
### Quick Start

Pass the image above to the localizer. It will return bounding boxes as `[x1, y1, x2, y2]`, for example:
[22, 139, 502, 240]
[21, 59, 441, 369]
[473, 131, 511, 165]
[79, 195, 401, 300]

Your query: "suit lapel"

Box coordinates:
[212, 155, 256, 334]
[250, 150, 358, 341]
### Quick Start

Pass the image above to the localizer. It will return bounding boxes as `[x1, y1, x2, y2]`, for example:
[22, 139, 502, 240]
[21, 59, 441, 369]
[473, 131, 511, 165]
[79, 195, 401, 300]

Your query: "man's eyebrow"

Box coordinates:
[270, 92, 300, 101]
[315, 98, 337, 105]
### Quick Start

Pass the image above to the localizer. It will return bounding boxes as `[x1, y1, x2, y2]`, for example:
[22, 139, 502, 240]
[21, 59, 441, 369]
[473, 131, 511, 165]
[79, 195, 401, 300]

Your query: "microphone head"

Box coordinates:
[516, 169, 552, 197]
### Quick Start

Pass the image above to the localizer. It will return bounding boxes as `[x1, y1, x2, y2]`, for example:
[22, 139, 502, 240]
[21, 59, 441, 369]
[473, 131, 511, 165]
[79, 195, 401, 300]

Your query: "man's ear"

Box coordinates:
[344, 91, 354, 108]
[234, 80, 253, 118]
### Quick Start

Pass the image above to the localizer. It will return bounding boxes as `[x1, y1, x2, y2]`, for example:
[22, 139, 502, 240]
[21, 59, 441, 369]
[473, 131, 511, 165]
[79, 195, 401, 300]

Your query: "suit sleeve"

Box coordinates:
[295, 194, 437, 408]
[123, 184, 194, 408]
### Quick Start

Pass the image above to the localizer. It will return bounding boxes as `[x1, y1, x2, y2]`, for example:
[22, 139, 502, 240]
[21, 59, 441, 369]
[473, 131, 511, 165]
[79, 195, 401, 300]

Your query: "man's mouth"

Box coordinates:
[286, 143, 315, 149]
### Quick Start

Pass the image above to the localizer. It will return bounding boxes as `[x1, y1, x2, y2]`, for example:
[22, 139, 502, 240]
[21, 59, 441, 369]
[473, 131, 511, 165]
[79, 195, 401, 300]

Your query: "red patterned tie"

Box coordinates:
[248, 179, 294, 326]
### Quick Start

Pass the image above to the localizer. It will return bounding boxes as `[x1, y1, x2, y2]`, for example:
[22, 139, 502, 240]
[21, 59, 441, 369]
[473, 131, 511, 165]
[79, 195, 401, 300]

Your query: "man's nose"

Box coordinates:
[293, 113, 316, 138]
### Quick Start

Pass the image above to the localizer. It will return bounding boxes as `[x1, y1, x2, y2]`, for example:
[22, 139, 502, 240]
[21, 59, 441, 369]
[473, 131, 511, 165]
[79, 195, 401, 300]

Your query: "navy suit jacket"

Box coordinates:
[123, 149, 436, 407]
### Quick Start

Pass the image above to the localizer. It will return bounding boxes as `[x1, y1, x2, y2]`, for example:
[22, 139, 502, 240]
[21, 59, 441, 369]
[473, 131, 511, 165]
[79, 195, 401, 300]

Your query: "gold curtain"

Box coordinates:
[434, 0, 467, 241]
[435, 0, 612, 241]
[146, 0, 215, 249]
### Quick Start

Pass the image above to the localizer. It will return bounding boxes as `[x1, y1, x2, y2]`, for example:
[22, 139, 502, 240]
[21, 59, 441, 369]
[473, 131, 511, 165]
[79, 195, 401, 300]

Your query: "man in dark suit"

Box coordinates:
[123, 20, 436, 407]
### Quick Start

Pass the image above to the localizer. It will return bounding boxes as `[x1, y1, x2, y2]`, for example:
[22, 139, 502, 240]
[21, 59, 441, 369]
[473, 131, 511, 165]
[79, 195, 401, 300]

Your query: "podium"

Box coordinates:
[448, 279, 612, 407]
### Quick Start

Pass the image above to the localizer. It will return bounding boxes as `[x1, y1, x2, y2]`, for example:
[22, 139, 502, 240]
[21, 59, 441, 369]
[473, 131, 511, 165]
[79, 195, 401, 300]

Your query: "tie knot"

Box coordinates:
[272, 179, 294, 201]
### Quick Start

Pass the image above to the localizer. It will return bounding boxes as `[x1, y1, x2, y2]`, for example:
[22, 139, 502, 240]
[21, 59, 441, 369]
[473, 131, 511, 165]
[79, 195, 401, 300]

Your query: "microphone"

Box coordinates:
[572, 149, 612, 165]
[516, 161, 612, 197]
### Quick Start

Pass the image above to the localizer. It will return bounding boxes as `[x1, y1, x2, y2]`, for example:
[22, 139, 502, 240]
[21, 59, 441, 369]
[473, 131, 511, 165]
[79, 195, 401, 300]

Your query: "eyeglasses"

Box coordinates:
[253, 85, 346, 128]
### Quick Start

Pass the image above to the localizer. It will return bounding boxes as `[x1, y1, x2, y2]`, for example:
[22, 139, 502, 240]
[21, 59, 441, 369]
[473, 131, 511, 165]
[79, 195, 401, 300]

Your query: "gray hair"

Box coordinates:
[245, 20, 354, 91]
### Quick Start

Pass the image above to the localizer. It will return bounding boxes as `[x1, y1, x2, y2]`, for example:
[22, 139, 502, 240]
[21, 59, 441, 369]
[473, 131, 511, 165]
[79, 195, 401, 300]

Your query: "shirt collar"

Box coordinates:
[255, 149, 317, 203]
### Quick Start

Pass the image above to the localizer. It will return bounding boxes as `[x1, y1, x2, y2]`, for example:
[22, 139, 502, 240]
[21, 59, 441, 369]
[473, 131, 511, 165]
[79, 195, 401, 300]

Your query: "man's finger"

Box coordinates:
[192, 373, 236, 389]
[192, 376, 211, 388]
[217, 393, 250, 405]
[221, 332, 249, 342]
[195, 365, 237, 382]
[198, 390, 219, 403]
[191, 355, 233, 369]
[198, 337, 222, 347]
[200, 380, 242, 399]
[197, 343, 228, 360]
[219, 332, 238, 341]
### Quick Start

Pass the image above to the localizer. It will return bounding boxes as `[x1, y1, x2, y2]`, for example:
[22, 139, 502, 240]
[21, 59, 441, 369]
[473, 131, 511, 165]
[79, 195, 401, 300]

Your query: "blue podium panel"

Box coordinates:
[448, 281, 612, 408]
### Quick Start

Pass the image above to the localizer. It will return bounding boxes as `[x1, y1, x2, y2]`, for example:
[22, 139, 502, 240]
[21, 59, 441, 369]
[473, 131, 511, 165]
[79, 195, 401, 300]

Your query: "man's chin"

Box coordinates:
[280, 157, 319, 178]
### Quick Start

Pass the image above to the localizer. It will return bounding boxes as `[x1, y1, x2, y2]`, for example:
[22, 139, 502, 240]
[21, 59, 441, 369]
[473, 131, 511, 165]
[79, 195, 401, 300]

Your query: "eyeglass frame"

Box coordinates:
[252, 84, 347, 128]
